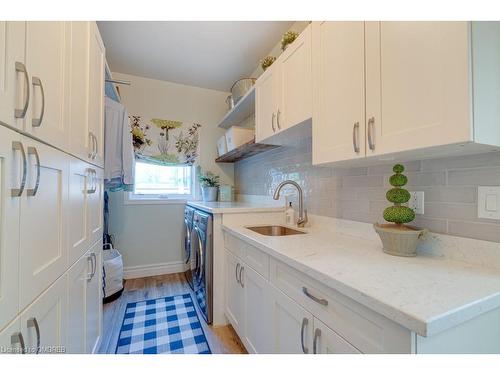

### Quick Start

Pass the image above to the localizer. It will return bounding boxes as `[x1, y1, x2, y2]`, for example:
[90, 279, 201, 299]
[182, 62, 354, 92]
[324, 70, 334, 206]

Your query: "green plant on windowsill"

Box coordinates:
[197, 166, 220, 202]
[373, 164, 427, 257]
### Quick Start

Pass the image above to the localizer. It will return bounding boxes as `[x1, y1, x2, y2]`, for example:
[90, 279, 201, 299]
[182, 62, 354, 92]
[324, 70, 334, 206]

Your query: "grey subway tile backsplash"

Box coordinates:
[234, 137, 500, 242]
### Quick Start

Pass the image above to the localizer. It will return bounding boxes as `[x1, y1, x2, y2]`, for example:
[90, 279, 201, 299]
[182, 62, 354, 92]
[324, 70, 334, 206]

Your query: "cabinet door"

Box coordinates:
[21, 274, 68, 354]
[67, 22, 91, 162]
[86, 241, 102, 354]
[25, 22, 69, 150]
[365, 21, 471, 157]
[88, 167, 103, 245]
[0, 21, 26, 130]
[312, 21, 366, 165]
[242, 264, 272, 354]
[278, 24, 312, 132]
[0, 126, 21, 331]
[270, 285, 313, 354]
[255, 64, 279, 143]
[19, 137, 69, 310]
[0, 317, 23, 354]
[88, 22, 105, 167]
[67, 250, 91, 353]
[68, 158, 91, 266]
[225, 250, 244, 335]
[312, 318, 361, 354]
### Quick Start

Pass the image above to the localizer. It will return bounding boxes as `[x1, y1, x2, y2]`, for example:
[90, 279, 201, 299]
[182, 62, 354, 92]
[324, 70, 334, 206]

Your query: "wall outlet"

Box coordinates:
[409, 191, 424, 215]
[478, 186, 500, 220]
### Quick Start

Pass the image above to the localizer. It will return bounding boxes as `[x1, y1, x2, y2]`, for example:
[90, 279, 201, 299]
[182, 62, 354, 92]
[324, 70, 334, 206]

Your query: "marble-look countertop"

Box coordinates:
[187, 200, 285, 214]
[222, 219, 500, 337]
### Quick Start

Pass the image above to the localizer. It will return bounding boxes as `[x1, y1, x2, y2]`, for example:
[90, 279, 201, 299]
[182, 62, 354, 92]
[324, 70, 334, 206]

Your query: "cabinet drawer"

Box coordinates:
[270, 258, 411, 353]
[224, 233, 269, 279]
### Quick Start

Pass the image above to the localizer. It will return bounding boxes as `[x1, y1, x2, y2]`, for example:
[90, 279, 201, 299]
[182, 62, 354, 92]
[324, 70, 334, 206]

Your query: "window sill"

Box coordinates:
[123, 194, 191, 206]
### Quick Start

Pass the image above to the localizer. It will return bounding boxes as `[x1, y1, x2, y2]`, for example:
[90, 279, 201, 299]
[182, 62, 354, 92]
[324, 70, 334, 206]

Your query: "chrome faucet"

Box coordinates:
[273, 180, 308, 227]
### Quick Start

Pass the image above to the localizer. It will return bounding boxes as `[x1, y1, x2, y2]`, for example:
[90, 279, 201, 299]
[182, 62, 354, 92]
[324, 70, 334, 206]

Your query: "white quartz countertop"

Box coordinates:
[222, 220, 500, 337]
[187, 200, 285, 214]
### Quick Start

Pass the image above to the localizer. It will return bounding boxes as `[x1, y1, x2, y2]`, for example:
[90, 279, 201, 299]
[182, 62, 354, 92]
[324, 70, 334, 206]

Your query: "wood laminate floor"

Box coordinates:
[98, 272, 247, 354]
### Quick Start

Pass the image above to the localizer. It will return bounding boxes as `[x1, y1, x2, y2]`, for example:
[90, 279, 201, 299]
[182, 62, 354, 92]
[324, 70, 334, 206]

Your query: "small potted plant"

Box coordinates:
[281, 31, 299, 51]
[373, 164, 427, 257]
[260, 56, 276, 71]
[197, 167, 220, 202]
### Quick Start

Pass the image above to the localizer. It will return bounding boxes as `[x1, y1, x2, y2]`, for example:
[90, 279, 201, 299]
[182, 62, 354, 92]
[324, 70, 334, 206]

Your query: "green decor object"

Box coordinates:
[197, 166, 220, 202]
[373, 164, 427, 257]
[261, 56, 276, 71]
[281, 31, 299, 51]
[383, 164, 414, 224]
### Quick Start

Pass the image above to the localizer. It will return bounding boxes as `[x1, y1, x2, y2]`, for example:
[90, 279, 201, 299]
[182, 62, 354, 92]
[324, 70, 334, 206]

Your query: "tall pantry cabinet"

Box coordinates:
[0, 21, 105, 354]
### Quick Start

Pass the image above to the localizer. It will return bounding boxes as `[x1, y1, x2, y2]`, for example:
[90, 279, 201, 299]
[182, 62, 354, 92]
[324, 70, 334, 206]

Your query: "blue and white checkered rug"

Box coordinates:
[115, 294, 211, 354]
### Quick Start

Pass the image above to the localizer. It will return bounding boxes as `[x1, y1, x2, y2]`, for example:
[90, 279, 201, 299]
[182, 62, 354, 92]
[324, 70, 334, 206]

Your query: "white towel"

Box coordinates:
[104, 96, 135, 187]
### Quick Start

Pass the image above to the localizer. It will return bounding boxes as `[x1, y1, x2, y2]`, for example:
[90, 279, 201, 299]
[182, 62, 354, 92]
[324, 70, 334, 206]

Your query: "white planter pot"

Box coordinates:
[201, 186, 218, 202]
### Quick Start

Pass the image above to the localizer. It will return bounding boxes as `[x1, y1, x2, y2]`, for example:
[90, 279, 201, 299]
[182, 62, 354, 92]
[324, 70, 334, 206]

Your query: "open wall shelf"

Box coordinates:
[217, 87, 255, 129]
[215, 138, 279, 163]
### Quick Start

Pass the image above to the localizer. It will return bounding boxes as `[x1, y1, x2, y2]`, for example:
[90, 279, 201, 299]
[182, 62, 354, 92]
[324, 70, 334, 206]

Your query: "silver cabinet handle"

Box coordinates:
[26, 147, 40, 197]
[239, 265, 244, 288]
[15, 62, 30, 119]
[88, 132, 94, 159]
[271, 113, 276, 132]
[367, 117, 375, 151]
[11, 141, 27, 197]
[91, 252, 97, 279]
[88, 169, 97, 194]
[313, 328, 321, 354]
[93, 134, 98, 159]
[352, 122, 360, 153]
[31, 77, 45, 127]
[27, 317, 41, 354]
[302, 287, 328, 306]
[300, 317, 309, 354]
[86, 253, 94, 281]
[10, 332, 26, 354]
[85, 168, 93, 194]
[235, 262, 240, 285]
[276, 109, 281, 130]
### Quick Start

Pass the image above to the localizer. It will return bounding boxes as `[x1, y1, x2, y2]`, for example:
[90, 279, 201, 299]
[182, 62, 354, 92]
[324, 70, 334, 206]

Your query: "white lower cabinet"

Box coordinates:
[20, 273, 68, 354]
[242, 264, 272, 354]
[269, 284, 313, 354]
[0, 317, 22, 354]
[86, 241, 102, 354]
[68, 240, 102, 354]
[312, 318, 360, 354]
[225, 250, 244, 335]
[19, 136, 69, 310]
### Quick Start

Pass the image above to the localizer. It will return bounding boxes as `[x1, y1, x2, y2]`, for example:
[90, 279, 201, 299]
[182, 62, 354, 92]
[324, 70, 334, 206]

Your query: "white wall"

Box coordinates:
[108, 72, 232, 272]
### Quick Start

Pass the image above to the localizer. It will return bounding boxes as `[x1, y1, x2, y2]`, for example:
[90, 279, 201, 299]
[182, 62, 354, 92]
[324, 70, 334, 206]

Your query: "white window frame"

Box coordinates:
[124, 163, 196, 205]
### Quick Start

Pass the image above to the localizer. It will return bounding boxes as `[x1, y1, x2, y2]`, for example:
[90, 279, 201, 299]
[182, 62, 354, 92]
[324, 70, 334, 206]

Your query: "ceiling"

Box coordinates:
[97, 21, 294, 92]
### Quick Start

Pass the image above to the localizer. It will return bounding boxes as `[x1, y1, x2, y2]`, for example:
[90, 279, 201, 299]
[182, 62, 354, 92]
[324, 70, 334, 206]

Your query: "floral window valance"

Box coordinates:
[130, 115, 202, 166]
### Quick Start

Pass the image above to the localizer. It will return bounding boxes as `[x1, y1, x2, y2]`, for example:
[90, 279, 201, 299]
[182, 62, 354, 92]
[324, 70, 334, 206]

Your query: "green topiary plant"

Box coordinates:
[383, 164, 415, 226]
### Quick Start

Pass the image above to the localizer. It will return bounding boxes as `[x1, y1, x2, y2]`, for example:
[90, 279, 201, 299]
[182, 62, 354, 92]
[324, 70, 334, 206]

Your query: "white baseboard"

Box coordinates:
[123, 261, 188, 279]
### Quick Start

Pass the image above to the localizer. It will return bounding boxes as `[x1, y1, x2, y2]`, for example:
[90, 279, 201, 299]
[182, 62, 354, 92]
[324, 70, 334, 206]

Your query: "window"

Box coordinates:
[127, 162, 193, 203]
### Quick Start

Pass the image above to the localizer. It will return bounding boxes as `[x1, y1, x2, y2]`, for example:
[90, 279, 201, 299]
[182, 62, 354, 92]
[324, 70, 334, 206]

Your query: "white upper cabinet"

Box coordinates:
[67, 22, 91, 162]
[312, 21, 366, 164]
[365, 21, 471, 157]
[255, 64, 279, 143]
[278, 24, 312, 132]
[256, 24, 312, 144]
[0, 22, 26, 131]
[0, 126, 21, 331]
[313, 21, 500, 166]
[25, 22, 70, 150]
[88, 22, 105, 167]
[19, 136, 69, 310]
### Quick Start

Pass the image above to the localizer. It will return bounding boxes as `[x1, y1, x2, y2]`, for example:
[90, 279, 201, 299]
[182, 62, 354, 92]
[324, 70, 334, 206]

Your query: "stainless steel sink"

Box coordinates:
[246, 225, 305, 236]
